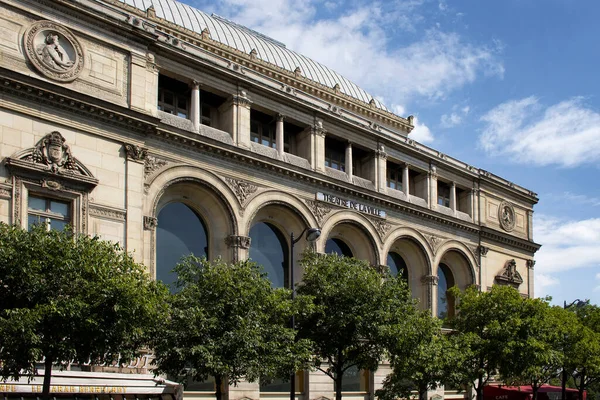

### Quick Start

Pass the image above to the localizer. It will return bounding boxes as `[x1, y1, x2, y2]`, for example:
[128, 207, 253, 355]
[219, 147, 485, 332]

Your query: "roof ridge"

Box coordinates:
[211, 13, 286, 48]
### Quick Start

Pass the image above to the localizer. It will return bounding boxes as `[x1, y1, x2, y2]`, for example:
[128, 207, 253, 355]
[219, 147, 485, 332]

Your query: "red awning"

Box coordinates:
[484, 385, 584, 400]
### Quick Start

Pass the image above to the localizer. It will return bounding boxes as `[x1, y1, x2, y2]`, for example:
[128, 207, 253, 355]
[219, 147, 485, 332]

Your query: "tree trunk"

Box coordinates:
[215, 376, 223, 400]
[42, 355, 53, 400]
[419, 383, 428, 400]
[532, 383, 539, 400]
[475, 375, 484, 400]
[578, 370, 586, 400]
[335, 368, 343, 400]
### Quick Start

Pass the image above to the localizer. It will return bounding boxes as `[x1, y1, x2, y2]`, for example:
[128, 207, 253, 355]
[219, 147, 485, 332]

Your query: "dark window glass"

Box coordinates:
[387, 252, 408, 283]
[28, 195, 71, 231]
[334, 365, 369, 392]
[325, 238, 353, 257]
[387, 164, 403, 191]
[157, 75, 190, 119]
[325, 147, 345, 171]
[156, 203, 208, 291]
[438, 182, 450, 207]
[249, 222, 288, 288]
[437, 263, 455, 319]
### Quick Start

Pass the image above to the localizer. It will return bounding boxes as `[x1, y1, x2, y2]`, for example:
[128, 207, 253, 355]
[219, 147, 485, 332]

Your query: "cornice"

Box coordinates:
[480, 227, 541, 254]
[68, 0, 413, 134]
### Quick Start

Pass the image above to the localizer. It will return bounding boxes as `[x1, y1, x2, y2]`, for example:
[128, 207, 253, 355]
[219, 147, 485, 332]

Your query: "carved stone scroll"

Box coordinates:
[225, 178, 258, 206]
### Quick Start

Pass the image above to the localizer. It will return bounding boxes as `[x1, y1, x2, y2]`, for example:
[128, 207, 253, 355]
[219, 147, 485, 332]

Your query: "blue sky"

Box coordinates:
[182, 0, 600, 305]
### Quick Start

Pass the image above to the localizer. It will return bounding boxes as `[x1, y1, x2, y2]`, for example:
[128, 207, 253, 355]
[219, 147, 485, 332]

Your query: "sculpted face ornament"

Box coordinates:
[24, 21, 84, 82]
[498, 201, 516, 232]
[29, 131, 77, 173]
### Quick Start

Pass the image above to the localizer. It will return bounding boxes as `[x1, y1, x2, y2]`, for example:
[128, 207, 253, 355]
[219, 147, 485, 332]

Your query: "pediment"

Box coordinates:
[495, 259, 523, 287]
[5, 131, 98, 190]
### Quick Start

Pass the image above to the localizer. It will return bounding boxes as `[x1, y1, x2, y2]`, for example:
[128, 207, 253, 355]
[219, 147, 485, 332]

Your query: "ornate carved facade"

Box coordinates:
[0, 0, 539, 399]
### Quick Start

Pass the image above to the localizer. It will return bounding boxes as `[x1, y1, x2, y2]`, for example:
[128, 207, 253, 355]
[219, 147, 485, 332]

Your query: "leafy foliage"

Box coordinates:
[151, 256, 312, 400]
[296, 252, 417, 400]
[0, 223, 168, 399]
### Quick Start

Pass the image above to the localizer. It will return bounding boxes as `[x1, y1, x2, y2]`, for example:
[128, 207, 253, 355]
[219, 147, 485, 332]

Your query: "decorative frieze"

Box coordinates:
[225, 235, 251, 249]
[143, 216, 158, 230]
[225, 177, 258, 206]
[305, 199, 333, 225]
[89, 204, 127, 221]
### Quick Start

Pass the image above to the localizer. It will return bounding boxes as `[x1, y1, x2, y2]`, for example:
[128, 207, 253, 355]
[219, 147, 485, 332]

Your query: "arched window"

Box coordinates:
[387, 252, 408, 282]
[325, 238, 353, 257]
[437, 263, 455, 319]
[156, 202, 208, 290]
[249, 222, 289, 288]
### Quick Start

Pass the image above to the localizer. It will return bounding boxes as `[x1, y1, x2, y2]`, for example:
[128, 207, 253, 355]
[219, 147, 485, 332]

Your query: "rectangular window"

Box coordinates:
[387, 163, 403, 191]
[28, 195, 71, 231]
[335, 366, 370, 392]
[201, 104, 212, 126]
[437, 182, 451, 208]
[157, 75, 190, 119]
[250, 109, 277, 149]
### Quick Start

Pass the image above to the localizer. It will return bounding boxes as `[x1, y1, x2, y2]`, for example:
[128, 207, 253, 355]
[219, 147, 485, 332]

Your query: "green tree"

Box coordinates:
[448, 285, 526, 400]
[0, 223, 168, 400]
[377, 311, 464, 400]
[296, 252, 416, 400]
[569, 304, 600, 400]
[152, 256, 312, 400]
[500, 300, 565, 400]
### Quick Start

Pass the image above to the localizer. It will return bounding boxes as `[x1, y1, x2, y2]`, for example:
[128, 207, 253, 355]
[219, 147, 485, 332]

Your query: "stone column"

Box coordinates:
[124, 145, 147, 264]
[313, 120, 326, 172]
[376, 144, 387, 192]
[345, 142, 353, 181]
[450, 181, 457, 212]
[429, 165, 438, 209]
[276, 113, 285, 157]
[190, 80, 200, 132]
[225, 235, 251, 263]
[421, 274, 439, 315]
[235, 90, 252, 149]
[403, 164, 410, 196]
[526, 259, 535, 298]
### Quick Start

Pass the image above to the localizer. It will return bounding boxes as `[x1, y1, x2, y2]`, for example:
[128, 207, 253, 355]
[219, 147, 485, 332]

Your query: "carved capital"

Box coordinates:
[225, 235, 251, 249]
[232, 93, 252, 109]
[421, 274, 439, 286]
[276, 113, 285, 122]
[144, 216, 158, 230]
[526, 259, 536, 269]
[125, 144, 147, 162]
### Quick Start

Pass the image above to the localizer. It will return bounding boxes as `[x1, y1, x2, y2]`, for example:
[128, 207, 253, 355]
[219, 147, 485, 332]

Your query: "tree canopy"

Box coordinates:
[296, 252, 418, 400]
[151, 256, 312, 400]
[0, 223, 168, 400]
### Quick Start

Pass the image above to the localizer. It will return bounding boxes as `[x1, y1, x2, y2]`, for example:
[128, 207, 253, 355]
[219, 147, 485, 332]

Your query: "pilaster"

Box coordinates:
[421, 274, 439, 315]
[313, 120, 326, 172]
[124, 144, 146, 264]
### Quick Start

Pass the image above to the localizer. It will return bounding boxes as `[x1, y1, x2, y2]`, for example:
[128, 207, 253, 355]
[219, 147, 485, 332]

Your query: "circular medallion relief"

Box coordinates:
[498, 201, 516, 232]
[24, 20, 84, 82]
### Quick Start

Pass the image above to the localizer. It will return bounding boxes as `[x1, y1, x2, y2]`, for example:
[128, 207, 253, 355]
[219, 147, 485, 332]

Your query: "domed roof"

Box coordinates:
[118, 0, 389, 111]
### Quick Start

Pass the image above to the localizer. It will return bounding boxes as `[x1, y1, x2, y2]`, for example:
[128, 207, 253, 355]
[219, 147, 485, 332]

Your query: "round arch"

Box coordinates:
[433, 241, 478, 289]
[319, 210, 381, 266]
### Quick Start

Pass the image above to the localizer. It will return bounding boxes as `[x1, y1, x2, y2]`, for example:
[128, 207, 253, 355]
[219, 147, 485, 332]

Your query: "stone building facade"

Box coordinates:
[0, 0, 540, 399]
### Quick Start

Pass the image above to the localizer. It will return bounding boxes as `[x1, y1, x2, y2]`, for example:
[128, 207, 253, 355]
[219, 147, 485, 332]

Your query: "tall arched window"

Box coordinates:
[437, 263, 455, 319]
[249, 222, 289, 288]
[325, 238, 353, 257]
[156, 202, 208, 289]
[387, 252, 408, 283]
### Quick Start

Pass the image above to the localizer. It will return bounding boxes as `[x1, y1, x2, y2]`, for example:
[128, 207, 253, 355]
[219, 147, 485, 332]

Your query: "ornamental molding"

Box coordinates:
[495, 259, 523, 286]
[225, 177, 258, 206]
[144, 155, 168, 180]
[143, 216, 158, 230]
[24, 20, 85, 82]
[305, 199, 333, 225]
[0, 184, 11, 200]
[124, 144, 148, 162]
[89, 203, 126, 221]
[370, 217, 391, 240]
[425, 234, 444, 256]
[498, 201, 516, 232]
[5, 131, 98, 190]
[224, 235, 251, 249]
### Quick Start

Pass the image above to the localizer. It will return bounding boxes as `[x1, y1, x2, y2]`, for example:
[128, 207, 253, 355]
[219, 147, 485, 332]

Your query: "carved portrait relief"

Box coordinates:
[498, 201, 516, 232]
[24, 20, 84, 82]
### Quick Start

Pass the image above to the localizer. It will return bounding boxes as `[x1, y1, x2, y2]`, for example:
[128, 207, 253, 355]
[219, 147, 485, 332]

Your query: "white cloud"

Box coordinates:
[535, 272, 559, 299]
[479, 96, 600, 167]
[534, 215, 600, 274]
[546, 191, 600, 207]
[596, 272, 600, 280]
[410, 116, 434, 143]
[440, 104, 470, 128]
[202, 0, 504, 107]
